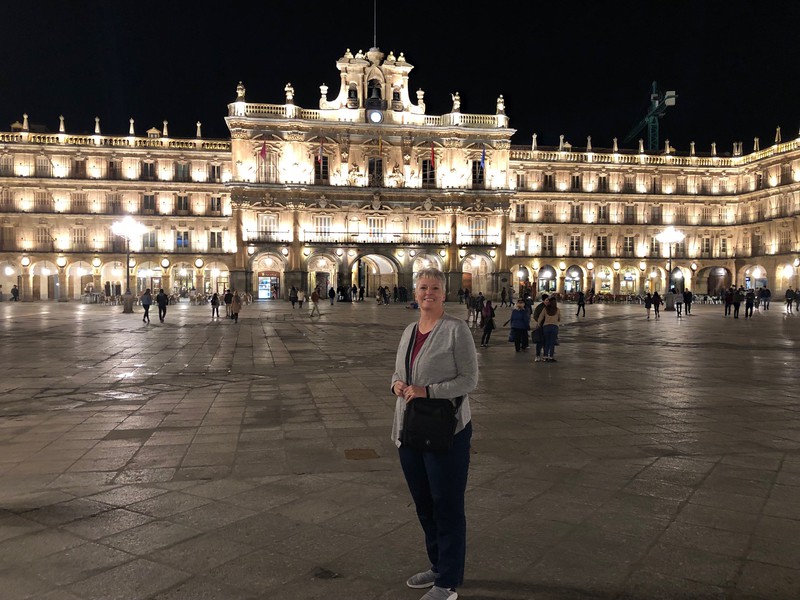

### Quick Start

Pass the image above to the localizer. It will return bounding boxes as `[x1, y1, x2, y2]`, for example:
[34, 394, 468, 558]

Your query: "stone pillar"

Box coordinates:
[612, 272, 621, 295]
[494, 211, 511, 300]
[21, 267, 32, 302]
[196, 273, 205, 294]
[92, 270, 102, 293]
[161, 274, 171, 294]
[58, 267, 68, 301]
[445, 210, 461, 301]
[286, 206, 307, 291]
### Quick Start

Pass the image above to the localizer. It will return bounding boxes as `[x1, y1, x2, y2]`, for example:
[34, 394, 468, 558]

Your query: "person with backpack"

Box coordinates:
[575, 290, 586, 317]
[507, 300, 530, 353]
[532, 294, 549, 361]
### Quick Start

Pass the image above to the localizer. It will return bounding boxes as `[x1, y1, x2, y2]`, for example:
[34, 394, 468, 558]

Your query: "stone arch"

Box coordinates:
[28, 259, 60, 300]
[0, 260, 21, 298]
[739, 263, 769, 289]
[204, 260, 232, 295]
[250, 251, 288, 299]
[460, 252, 495, 296]
[306, 251, 340, 295]
[352, 253, 399, 298]
[66, 260, 94, 298]
[538, 264, 558, 293]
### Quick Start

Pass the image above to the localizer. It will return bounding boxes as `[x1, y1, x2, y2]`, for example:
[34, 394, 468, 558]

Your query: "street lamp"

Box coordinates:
[111, 216, 147, 313]
[655, 226, 685, 293]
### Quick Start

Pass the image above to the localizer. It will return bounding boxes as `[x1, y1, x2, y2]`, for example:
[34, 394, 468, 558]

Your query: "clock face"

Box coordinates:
[368, 110, 383, 124]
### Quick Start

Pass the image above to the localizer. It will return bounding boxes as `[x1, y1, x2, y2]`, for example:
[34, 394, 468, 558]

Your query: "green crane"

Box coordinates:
[623, 82, 677, 152]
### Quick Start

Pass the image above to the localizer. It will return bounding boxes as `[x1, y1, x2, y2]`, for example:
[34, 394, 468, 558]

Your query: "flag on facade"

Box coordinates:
[430, 142, 435, 169]
[318, 138, 324, 164]
[480, 144, 486, 171]
[259, 141, 267, 160]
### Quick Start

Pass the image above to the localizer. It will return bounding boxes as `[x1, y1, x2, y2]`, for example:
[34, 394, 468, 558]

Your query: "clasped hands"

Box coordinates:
[393, 381, 427, 404]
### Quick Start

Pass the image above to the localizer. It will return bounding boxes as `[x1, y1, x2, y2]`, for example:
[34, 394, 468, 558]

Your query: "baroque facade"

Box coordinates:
[1, 47, 799, 302]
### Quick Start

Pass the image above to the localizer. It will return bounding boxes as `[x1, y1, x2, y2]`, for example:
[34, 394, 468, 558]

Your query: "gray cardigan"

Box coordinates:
[391, 313, 478, 447]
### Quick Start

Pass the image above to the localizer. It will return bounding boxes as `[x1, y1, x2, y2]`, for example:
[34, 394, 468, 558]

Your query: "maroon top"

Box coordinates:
[410, 328, 431, 371]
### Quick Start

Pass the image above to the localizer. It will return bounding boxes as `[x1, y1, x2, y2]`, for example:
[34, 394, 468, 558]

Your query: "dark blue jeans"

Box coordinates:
[399, 421, 472, 589]
[542, 324, 559, 357]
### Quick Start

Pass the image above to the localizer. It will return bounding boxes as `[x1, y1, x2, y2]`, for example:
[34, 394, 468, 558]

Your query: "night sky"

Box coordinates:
[2, 1, 798, 154]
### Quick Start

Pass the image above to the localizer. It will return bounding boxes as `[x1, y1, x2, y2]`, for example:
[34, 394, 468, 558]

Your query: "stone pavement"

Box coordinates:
[0, 298, 799, 600]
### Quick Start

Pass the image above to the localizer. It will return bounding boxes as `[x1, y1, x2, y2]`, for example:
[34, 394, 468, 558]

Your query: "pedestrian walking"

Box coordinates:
[744, 288, 755, 318]
[733, 287, 744, 318]
[576, 291, 586, 317]
[391, 267, 477, 600]
[210, 292, 220, 318]
[683, 289, 693, 315]
[532, 294, 549, 360]
[310, 288, 321, 317]
[156, 288, 169, 322]
[11, 284, 19, 301]
[673, 288, 683, 317]
[537, 296, 561, 362]
[328, 286, 336, 305]
[652, 291, 662, 319]
[507, 300, 530, 353]
[480, 301, 496, 347]
[231, 291, 242, 323]
[224, 289, 233, 317]
[297, 289, 305, 309]
[761, 287, 771, 310]
[140, 288, 152, 323]
[500, 287, 507, 307]
[786, 287, 795, 314]
[289, 286, 298, 308]
[359, 285, 365, 301]
[644, 292, 653, 319]
[507, 287, 514, 306]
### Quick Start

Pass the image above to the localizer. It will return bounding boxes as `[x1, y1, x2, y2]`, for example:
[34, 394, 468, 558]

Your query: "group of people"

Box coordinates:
[504, 293, 561, 361]
[288, 286, 323, 317]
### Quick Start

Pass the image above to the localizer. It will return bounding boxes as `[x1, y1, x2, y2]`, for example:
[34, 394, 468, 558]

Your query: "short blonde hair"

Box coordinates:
[415, 267, 446, 287]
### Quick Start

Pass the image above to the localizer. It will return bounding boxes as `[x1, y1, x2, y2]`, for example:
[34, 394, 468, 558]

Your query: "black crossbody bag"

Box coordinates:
[400, 325, 463, 452]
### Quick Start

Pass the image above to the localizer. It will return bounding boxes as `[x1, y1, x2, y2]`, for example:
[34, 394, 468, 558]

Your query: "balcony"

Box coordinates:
[459, 234, 502, 246]
[247, 230, 291, 243]
[299, 231, 453, 245]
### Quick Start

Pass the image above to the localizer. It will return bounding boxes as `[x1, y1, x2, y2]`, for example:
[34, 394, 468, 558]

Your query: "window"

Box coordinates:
[174, 162, 190, 182]
[367, 216, 385, 237]
[422, 159, 436, 188]
[208, 164, 221, 182]
[471, 160, 485, 189]
[368, 157, 384, 187]
[176, 195, 189, 214]
[35, 156, 51, 177]
[258, 214, 278, 233]
[570, 235, 582, 256]
[72, 227, 87, 248]
[675, 240, 686, 257]
[596, 236, 608, 255]
[140, 162, 156, 180]
[623, 236, 634, 255]
[209, 196, 222, 213]
[516, 172, 526, 190]
[624, 205, 636, 224]
[142, 232, 157, 250]
[107, 193, 122, 214]
[258, 153, 278, 183]
[420, 218, 436, 240]
[675, 206, 688, 225]
[142, 194, 156, 214]
[35, 227, 50, 245]
[542, 234, 555, 254]
[543, 173, 555, 191]
[108, 160, 122, 180]
[71, 192, 87, 213]
[701, 237, 711, 255]
[34, 191, 50, 211]
[469, 218, 487, 239]
[598, 176, 609, 192]
[570, 205, 582, 223]
[597, 205, 608, 223]
[650, 205, 662, 224]
[176, 231, 190, 249]
[702, 207, 713, 224]
[209, 231, 223, 249]
[314, 215, 332, 236]
[542, 203, 555, 221]
[650, 237, 661, 256]
[516, 203, 526, 220]
[314, 156, 329, 183]
[71, 159, 86, 178]
[571, 174, 581, 190]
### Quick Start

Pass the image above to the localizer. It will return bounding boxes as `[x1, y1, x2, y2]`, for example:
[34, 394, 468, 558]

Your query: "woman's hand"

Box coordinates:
[393, 381, 408, 397]
[402, 385, 427, 403]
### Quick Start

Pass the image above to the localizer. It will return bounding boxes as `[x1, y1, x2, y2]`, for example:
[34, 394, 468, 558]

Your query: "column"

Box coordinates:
[494, 209, 511, 299]
[58, 267, 68, 302]
[21, 267, 32, 301]
[445, 210, 461, 301]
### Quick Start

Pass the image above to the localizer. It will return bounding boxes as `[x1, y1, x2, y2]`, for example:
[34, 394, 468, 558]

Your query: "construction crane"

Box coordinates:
[623, 82, 677, 152]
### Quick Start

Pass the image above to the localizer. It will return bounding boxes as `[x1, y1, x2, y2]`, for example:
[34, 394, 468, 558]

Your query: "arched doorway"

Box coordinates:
[0, 261, 20, 299]
[30, 260, 60, 300]
[670, 267, 686, 293]
[352, 254, 397, 297]
[743, 265, 768, 289]
[100, 261, 125, 297]
[538, 265, 557, 293]
[204, 261, 230, 294]
[135, 261, 163, 294]
[253, 253, 285, 299]
[565, 265, 584, 294]
[171, 263, 196, 298]
[309, 254, 337, 296]
[461, 254, 492, 297]
[513, 265, 531, 298]
[596, 265, 613, 294]
[619, 266, 638, 295]
[701, 266, 731, 296]
[67, 260, 94, 298]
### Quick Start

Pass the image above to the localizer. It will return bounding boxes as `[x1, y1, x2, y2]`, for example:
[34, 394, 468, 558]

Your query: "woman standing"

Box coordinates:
[644, 292, 653, 320]
[140, 288, 152, 323]
[508, 300, 530, 352]
[289, 286, 298, 308]
[297, 289, 305, 309]
[391, 268, 478, 600]
[480, 300, 496, 347]
[537, 296, 561, 362]
[652, 291, 662, 319]
[210, 293, 220, 318]
[230, 291, 242, 323]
